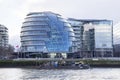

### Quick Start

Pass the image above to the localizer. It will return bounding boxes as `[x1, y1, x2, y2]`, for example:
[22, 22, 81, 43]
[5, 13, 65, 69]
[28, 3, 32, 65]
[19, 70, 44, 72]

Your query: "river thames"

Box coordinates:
[0, 68, 120, 80]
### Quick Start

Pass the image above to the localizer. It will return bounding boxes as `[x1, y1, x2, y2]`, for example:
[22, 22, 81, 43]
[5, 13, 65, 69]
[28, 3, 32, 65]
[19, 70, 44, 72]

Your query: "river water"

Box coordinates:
[0, 68, 120, 80]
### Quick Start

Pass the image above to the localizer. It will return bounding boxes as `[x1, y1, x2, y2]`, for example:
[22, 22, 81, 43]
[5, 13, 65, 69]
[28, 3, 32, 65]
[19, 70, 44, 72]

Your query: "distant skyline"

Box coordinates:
[0, 0, 120, 48]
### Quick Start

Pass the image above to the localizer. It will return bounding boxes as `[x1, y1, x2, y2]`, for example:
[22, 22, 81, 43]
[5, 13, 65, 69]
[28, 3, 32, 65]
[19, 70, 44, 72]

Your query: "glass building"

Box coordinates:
[67, 19, 83, 58]
[68, 19, 83, 51]
[113, 23, 120, 57]
[0, 24, 8, 47]
[68, 18, 113, 57]
[21, 12, 75, 58]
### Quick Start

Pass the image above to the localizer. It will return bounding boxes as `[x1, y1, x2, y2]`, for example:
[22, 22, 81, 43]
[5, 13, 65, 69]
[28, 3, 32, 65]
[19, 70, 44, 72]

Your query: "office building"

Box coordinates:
[21, 12, 75, 58]
[68, 18, 113, 57]
[68, 19, 83, 58]
[113, 23, 120, 57]
[0, 24, 8, 47]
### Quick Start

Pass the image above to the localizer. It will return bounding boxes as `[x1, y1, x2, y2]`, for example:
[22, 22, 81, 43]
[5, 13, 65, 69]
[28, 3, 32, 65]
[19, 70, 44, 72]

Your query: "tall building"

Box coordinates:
[0, 24, 8, 47]
[67, 19, 83, 58]
[68, 18, 113, 58]
[21, 12, 75, 58]
[113, 23, 120, 57]
[68, 19, 83, 51]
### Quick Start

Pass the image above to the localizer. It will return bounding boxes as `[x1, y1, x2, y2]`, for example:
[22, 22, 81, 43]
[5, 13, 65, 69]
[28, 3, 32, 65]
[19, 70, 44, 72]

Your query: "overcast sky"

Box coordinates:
[0, 0, 120, 47]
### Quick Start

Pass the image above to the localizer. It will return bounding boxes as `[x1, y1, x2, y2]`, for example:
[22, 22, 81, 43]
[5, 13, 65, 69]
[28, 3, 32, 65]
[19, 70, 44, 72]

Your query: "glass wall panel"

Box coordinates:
[21, 12, 74, 53]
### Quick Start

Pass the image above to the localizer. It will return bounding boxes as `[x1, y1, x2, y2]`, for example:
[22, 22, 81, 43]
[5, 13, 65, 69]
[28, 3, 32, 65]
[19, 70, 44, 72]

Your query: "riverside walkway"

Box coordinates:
[13, 57, 120, 61]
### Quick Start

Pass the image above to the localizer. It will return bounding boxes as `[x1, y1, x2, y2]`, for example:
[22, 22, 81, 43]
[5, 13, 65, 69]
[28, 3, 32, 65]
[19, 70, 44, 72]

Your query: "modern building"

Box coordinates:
[68, 18, 113, 58]
[0, 24, 8, 47]
[113, 22, 120, 57]
[67, 19, 83, 58]
[20, 12, 75, 58]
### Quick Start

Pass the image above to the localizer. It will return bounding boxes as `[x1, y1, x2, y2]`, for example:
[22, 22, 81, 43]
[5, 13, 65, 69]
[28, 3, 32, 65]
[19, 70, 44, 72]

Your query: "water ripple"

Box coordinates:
[0, 68, 120, 80]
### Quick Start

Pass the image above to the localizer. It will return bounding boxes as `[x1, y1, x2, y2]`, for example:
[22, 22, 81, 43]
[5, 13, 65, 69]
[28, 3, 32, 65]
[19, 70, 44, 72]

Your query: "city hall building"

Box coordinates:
[21, 11, 113, 58]
[20, 12, 75, 58]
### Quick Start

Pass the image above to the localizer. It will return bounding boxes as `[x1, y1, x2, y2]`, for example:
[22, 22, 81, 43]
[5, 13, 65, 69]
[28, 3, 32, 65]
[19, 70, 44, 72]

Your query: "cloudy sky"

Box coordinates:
[0, 0, 120, 47]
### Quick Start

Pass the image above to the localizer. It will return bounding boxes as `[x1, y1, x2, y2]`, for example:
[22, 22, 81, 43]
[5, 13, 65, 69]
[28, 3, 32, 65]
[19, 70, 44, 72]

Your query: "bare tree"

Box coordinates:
[0, 44, 14, 59]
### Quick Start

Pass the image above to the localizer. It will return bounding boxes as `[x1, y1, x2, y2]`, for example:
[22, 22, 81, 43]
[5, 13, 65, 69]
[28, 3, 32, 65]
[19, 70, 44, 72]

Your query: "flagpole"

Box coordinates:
[16, 45, 19, 59]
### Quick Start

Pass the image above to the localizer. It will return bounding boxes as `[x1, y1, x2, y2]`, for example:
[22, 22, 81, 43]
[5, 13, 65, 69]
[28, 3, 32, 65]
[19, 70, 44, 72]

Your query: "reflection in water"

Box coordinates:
[0, 68, 120, 80]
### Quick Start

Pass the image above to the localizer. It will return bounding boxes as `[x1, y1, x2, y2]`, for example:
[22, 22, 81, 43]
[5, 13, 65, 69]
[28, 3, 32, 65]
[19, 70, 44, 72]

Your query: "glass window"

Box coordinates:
[23, 22, 48, 26]
[25, 17, 49, 21]
[22, 26, 50, 31]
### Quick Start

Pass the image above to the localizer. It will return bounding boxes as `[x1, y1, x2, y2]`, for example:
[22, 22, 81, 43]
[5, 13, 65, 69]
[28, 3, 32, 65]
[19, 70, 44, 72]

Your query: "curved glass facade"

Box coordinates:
[21, 12, 75, 53]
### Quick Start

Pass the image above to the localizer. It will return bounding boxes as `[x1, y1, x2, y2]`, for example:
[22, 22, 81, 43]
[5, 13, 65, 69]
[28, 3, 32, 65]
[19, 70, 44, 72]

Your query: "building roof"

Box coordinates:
[68, 18, 112, 22]
[27, 11, 61, 16]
